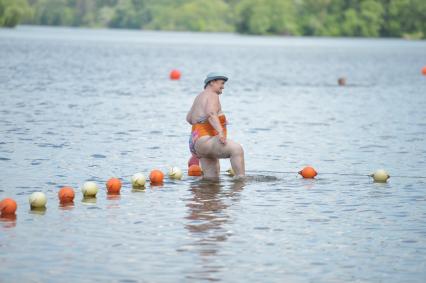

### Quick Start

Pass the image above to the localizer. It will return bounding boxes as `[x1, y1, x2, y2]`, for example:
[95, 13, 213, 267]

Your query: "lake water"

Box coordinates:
[0, 26, 426, 282]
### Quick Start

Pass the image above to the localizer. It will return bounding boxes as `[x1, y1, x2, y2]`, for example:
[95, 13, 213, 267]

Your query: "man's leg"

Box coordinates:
[228, 142, 245, 177]
[196, 136, 245, 177]
[200, 157, 220, 179]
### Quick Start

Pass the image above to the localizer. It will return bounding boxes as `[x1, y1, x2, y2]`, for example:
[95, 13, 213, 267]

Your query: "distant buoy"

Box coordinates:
[106, 178, 122, 194]
[338, 77, 346, 86]
[298, 166, 317, 178]
[226, 168, 235, 176]
[188, 165, 202, 176]
[131, 173, 146, 188]
[170, 69, 181, 80]
[58, 187, 75, 203]
[169, 167, 183, 180]
[29, 192, 47, 209]
[422, 66, 426, 75]
[150, 169, 164, 185]
[0, 198, 17, 215]
[188, 155, 200, 167]
[371, 169, 390, 183]
[82, 181, 99, 197]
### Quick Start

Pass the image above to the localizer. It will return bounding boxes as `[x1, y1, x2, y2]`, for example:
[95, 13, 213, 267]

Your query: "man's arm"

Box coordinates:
[205, 94, 226, 144]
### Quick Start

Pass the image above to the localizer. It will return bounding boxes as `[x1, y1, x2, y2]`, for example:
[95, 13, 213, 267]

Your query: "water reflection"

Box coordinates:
[59, 202, 75, 210]
[0, 214, 17, 228]
[185, 179, 245, 281]
[82, 197, 97, 205]
[131, 185, 146, 192]
[106, 193, 121, 201]
[29, 207, 47, 215]
[106, 193, 121, 209]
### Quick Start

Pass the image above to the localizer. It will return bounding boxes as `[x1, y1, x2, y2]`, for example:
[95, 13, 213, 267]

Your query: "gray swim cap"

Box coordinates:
[204, 72, 228, 89]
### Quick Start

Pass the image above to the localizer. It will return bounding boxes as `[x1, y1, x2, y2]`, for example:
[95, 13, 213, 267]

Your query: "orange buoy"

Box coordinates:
[422, 66, 426, 75]
[188, 155, 200, 168]
[298, 166, 317, 178]
[188, 164, 202, 176]
[149, 169, 164, 185]
[0, 198, 17, 215]
[58, 187, 75, 203]
[170, 69, 181, 80]
[106, 178, 122, 194]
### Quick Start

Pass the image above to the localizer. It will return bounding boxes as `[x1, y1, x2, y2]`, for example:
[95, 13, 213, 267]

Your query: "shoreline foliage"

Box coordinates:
[1, 0, 425, 39]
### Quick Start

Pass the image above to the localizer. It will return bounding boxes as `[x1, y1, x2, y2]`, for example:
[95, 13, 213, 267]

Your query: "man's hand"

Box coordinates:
[218, 131, 227, 145]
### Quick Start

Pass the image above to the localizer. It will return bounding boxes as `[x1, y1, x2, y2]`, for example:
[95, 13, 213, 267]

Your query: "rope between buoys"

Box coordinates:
[121, 169, 425, 179]
[245, 170, 426, 179]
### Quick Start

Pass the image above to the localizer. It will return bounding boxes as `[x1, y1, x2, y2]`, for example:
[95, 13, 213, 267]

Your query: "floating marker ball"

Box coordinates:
[227, 168, 235, 176]
[298, 166, 318, 179]
[188, 155, 200, 168]
[150, 169, 164, 185]
[0, 198, 17, 215]
[58, 187, 75, 203]
[82, 181, 99, 197]
[106, 178, 122, 194]
[371, 169, 390, 183]
[169, 167, 183, 180]
[170, 69, 181, 80]
[29, 192, 47, 209]
[188, 165, 202, 176]
[131, 173, 146, 187]
[422, 66, 426, 75]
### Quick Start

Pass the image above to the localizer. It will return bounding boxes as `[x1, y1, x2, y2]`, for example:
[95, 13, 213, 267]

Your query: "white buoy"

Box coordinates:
[168, 167, 183, 180]
[29, 192, 47, 208]
[131, 173, 146, 187]
[371, 169, 390, 183]
[82, 181, 99, 197]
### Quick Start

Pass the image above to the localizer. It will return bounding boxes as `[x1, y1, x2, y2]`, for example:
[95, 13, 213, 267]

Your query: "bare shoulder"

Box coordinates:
[206, 90, 219, 103]
[204, 91, 220, 113]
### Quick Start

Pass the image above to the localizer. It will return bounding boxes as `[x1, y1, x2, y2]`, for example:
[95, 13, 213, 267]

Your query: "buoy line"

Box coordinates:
[245, 170, 426, 179]
[1, 166, 424, 218]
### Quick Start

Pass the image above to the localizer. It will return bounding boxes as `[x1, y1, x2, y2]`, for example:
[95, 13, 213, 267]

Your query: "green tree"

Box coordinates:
[298, 0, 334, 36]
[359, 0, 384, 36]
[147, 0, 233, 32]
[0, 0, 31, 27]
[9, 0, 426, 39]
[383, 0, 426, 38]
[109, 0, 148, 29]
[32, 0, 74, 26]
[236, 0, 298, 35]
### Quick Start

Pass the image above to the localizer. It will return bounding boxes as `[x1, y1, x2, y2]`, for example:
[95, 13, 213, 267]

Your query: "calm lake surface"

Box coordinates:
[1, 26, 426, 282]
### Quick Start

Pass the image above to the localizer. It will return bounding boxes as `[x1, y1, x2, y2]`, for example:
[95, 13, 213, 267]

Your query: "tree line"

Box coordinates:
[1, 0, 425, 39]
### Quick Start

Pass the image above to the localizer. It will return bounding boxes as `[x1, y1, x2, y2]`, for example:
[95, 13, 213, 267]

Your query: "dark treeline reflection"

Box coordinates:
[184, 179, 245, 281]
[1, 0, 425, 39]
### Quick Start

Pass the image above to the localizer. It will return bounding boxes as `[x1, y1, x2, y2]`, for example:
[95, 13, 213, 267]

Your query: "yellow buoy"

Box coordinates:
[29, 192, 47, 209]
[226, 168, 235, 176]
[168, 167, 183, 180]
[131, 173, 146, 187]
[81, 181, 99, 197]
[371, 169, 390, 183]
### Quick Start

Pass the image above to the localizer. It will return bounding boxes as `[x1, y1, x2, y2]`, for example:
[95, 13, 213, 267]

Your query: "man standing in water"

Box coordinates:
[186, 73, 245, 179]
